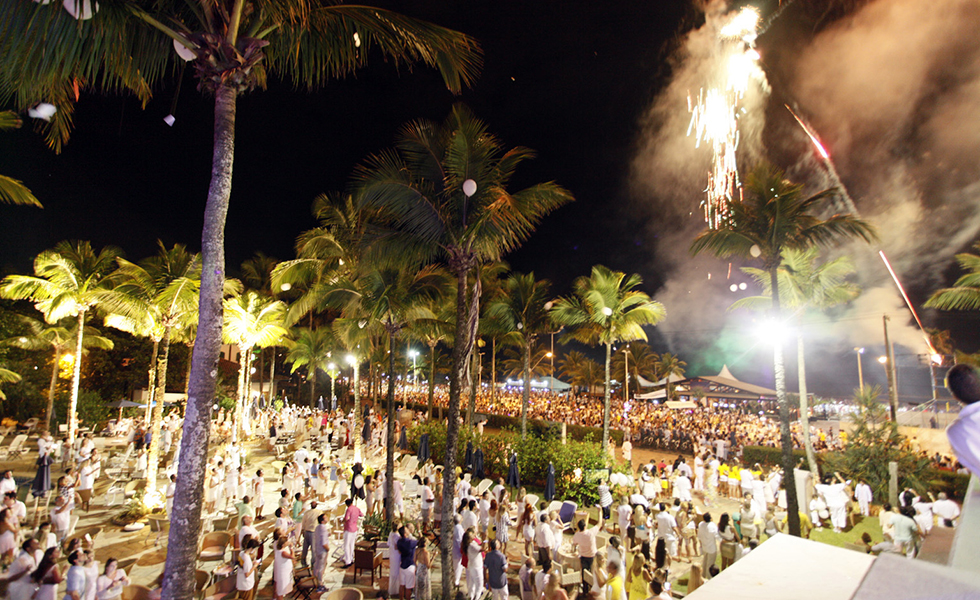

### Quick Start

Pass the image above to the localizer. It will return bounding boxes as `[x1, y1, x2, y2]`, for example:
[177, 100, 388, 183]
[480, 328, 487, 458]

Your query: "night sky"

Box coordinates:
[1, 0, 973, 402]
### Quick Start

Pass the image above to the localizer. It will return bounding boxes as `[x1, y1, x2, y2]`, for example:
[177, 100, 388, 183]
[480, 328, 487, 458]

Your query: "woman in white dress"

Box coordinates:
[225, 465, 240, 509]
[95, 558, 130, 600]
[32, 546, 64, 600]
[273, 536, 294, 600]
[7, 540, 40, 600]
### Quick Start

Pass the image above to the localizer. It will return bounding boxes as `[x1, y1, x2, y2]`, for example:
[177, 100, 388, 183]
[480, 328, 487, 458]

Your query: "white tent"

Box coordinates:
[500, 376, 571, 391]
[636, 372, 685, 388]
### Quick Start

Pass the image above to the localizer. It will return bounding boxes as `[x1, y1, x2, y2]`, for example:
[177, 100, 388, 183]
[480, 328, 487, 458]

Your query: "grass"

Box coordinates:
[809, 513, 883, 548]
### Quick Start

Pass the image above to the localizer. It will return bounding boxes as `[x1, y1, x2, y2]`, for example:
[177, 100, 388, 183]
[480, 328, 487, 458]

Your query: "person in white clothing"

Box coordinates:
[933, 492, 961, 527]
[854, 481, 873, 517]
[165, 475, 176, 517]
[945, 364, 980, 476]
[0, 470, 17, 496]
[697, 513, 719, 579]
[814, 473, 851, 533]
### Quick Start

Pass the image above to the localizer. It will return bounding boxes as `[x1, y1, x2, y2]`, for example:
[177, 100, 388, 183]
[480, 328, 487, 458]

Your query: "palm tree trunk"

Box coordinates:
[146, 339, 159, 425]
[235, 347, 247, 435]
[46, 348, 59, 432]
[798, 335, 820, 478]
[146, 327, 172, 495]
[269, 347, 276, 399]
[441, 258, 475, 600]
[491, 337, 496, 406]
[258, 347, 265, 399]
[771, 266, 801, 537]
[184, 343, 193, 395]
[68, 309, 86, 447]
[520, 340, 531, 439]
[384, 324, 397, 522]
[427, 342, 436, 417]
[602, 341, 611, 452]
[352, 361, 361, 460]
[309, 367, 316, 408]
[161, 83, 237, 600]
[242, 349, 254, 436]
[467, 346, 478, 426]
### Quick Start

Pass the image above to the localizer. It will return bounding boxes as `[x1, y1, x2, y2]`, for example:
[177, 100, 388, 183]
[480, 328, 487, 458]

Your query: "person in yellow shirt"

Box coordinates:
[606, 560, 627, 600]
[779, 511, 813, 538]
[727, 467, 741, 499]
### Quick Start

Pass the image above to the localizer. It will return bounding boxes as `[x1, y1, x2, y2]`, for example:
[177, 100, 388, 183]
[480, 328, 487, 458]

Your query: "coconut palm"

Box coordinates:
[412, 297, 455, 417]
[925, 242, 980, 311]
[486, 272, 553, 438]
[0, 111, 41, 207]
[551, 265, 666, 450]
[101, 242, 202, 493]
[223, 290, 288, 435]
[3, 316, 112, 431]
[0, 365, 20, 402]
[691, 162, 877, 536]
[285, 327, 334, 407]
[653, 352, 687, 401]
[610, 342, 659, 397]
[558, 350, 603, 395]
[330, 265, 448, 521]
[733, 247, 859, 477]
[0, 240, 120, 444]
[3, 4, 479, 592]
[355, 105, 573, 598]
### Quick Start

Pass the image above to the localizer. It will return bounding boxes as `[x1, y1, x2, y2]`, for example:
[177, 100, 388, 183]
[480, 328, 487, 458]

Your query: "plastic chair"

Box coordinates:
[198, 531, 231, 564]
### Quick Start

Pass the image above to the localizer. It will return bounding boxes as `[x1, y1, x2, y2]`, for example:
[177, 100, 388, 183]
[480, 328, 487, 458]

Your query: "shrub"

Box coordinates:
[923, 468, 971, 502]
[742, 446, 811, 470]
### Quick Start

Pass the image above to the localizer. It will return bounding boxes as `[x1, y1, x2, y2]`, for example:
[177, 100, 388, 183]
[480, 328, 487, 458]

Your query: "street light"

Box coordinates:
[854, 347, 865, 391]
[346, 354, 361, 460]
[409, 349, 419, 386]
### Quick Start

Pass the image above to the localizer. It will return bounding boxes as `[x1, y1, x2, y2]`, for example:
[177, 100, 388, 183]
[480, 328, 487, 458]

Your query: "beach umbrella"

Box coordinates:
[464, 441, 474, 471]
[31, 454, 53, 498]
[506, 453, 520, 488]
[417, 433, 431, 463]
[544, 462, 556, 501]
[259, 395, 267, 410]
[473, 449, 485, 479]
[362, 419, 371, 443]
[398, 425, 408, 450]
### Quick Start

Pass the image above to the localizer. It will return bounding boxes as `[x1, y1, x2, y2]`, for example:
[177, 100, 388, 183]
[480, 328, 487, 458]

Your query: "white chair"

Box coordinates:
[0, 434, 28, 460]
[524, 494, 539, 508]
[476, 479, 493, 496]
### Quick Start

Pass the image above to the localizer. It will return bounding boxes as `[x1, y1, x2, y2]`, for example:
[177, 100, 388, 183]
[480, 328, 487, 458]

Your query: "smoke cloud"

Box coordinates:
[630, 0, 980, 397]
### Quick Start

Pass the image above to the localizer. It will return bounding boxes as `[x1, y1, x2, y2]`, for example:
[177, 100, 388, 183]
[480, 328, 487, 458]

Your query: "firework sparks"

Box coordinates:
[688, 6, 766, 228]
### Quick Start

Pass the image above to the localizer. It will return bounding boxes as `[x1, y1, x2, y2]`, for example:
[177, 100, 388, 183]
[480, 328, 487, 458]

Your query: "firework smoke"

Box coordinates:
[631, 0, 980, 397]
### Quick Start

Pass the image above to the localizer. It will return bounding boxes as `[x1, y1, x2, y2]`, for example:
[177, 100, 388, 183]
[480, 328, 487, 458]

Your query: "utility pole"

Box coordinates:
[883, 315, 899, 422]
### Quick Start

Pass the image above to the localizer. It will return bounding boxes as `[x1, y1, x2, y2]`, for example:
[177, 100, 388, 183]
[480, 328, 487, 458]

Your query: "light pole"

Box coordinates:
[409, 349, 419, 387]
[854, 347, 865, 392]
[346, 354, 361, 461]
[326, 362, 339, 412]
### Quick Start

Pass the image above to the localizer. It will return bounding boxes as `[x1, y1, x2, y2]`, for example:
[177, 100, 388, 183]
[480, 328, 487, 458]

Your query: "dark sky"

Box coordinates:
[0, 1, 970, 403]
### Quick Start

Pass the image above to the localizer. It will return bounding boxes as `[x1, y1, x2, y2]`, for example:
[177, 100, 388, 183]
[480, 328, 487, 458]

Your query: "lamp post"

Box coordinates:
[346, 354, 361, 460]
[409, 349, 419, 388]
[854, 347, 865, 392]
[326, 362, 339, 412]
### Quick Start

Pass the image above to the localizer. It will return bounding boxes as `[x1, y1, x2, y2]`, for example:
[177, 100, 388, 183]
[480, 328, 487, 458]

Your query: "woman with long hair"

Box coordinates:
[717, 513, 740, 571]
[414, 537, 431, 600]
[518, 503, 535, 557]
[541, 565, 570, 600]
[95, 558, 130, 600]
[463, 528, 484, 600]
[31, 547, 63, 600]
[273, 536, 294, 600]
[627, 553, 652, 600]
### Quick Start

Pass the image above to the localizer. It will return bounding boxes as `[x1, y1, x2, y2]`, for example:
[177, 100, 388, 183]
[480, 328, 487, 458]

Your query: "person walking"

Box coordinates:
[341, 498, 362, 568]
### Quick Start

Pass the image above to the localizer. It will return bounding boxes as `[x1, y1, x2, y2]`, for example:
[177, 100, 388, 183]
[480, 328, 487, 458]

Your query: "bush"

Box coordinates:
[742, 445, 811, 470]
[923, 468, 971, 502]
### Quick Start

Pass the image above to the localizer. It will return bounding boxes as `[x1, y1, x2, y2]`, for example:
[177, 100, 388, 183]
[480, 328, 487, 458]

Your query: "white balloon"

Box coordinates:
[63, 0, 98, 20]
[749, 244, 762, 257]
[462, 179, 477, 197]
[28, 103, 57, 122]
[173, 39, 196, 62]
[163, 114, 176, 127]
[353, 32, 361, 48]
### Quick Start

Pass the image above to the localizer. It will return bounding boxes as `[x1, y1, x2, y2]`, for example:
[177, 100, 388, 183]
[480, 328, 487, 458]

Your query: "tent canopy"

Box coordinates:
[501, 376, 571, 391]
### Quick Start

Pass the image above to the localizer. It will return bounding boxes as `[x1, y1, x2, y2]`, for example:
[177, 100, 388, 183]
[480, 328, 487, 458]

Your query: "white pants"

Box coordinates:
[858, 500, 870, 516]
[660, 535, 678, 557]
[829, 504, 847, 529]
[454, 557, 463, 586]
[466, 567, 483, 600]
[342, 531, 356, 564]
[702, 551, 717, 578]
[490, 587, 507, 600]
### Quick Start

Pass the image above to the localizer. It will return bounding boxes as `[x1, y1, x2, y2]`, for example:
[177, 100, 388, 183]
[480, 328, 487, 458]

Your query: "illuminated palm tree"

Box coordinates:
[611, 342, 659, 396]
[3, 316, 112, 431]
[691, 163, 877, 536]
[733, 247, 859, 477]
[551, 265, 666, 450]
[0, 365, 19, 403]
[653, 352, 687, 401]
[558, 350, 603, 396]
[486, 272, 553, 438]
[355, 105, 573, 598]
[285, 327, 334, 407]
[3, 4, 479, 592]
[925, 242, 980, 311]
[0, 240, 120, 444]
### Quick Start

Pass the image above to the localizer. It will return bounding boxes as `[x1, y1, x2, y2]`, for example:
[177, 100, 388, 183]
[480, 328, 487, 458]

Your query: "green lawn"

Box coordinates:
[809, 513, 883, 548]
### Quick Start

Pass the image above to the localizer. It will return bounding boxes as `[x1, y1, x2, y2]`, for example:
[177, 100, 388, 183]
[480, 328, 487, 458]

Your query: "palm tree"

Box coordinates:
[286, 327, 334, 407]
[241, 252, 281, 398]
[691, 163, 877, 536]
[611, 342, 659, 396]
[498, 343, 551, 379]
[0, 240, 120, 444]
[331, 265, 448, 521]
[101, 242, 202, 493]
[3, 316, 112, 431]
[486, 272, 552, 438]
[355, 105, 573, 599]
[926, 242, 980, 311]
[653, 352, 687, 401]
[0, 365, 20, 403]
[4, 5, 479, 593]
[558, 350, 603, 395]
[223, 291, 289, 436]
[412, 297, 455, 418]
[551, 265, 666, 450]
[0, 111, 41, 207]
[733, 248, 859, 477]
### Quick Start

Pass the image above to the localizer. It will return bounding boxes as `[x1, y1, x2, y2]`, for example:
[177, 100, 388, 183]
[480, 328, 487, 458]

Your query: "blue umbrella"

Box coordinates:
[258, 395, 267, 410]
[544, 462, 556, 501]
[31, 454, 53, 498]
[464, 441, 474, 471]
[506, 453, 520, 488]
[473, 448, 485, 479]
[417, 433, 431, 463]
[362, 419, 371, 443]
[398, 425, 408, 450]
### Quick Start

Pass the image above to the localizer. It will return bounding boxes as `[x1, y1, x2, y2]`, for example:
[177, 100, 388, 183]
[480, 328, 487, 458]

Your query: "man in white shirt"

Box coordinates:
[237, 515, 259, 547]
[933, 492, 961, 527]
[50, 495, 72, 542]
[461, 499, 478, 531]
[673, 473, 692, 503]
[854, 481, 873, 517]
[252, 470, 265, 520]
[946, 364, 980, 477]
[492, 477, 506, 503]
[451, 515, 465, 586]
[5, 491, 27, 525]
[78, 461, 96, 512]
[535, 513, 556, 566]
[697, 513, 719, 579]
[572, 506, 604, 575]
[421, 479, 435, 529]
[617, 499, 633, 537]
[655, 504, 681, 558]
[0, 470, 16, 496]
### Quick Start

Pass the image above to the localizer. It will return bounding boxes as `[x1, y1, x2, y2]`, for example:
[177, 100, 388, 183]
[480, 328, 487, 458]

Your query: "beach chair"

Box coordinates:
[524, 494, 539, 509]
[0, 434, 28, 460]
[21, 418, 39, 434]
[476, 478, 493, 496]
[557, 501, 578, 527]
[200, 573, 235, 600]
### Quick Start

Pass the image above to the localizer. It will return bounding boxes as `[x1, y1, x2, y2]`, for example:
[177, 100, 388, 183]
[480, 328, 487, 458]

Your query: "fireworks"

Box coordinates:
[688, 6, 766, 229]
